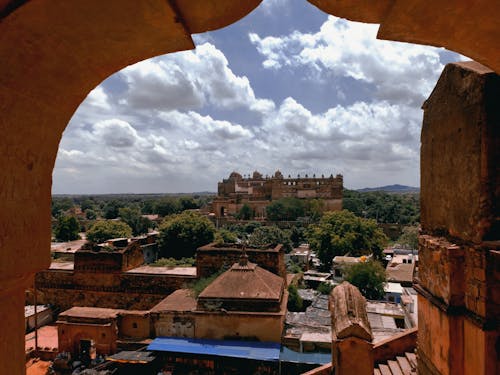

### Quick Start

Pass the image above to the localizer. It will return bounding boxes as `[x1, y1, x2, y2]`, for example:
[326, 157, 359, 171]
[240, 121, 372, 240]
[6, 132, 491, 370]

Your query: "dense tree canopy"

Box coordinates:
[266, 198, 305, 221]
[397, 225, 419, 250]
[54, 215, 80, 242]
[248, 225, 292, 252]
[86, 220, 132, 244]
[158, 211, 216, 259]
[154, 197, 182, 217]
[344, 260, 387, 300]
[343, 190, 419, 225]
[103, 200, 123, 219]
[214, 229, 238, 245]
[51, 197, 74, 217]
[53, 193, 215, 221]
[118, 206, 152, 236]
[237, 204, 253, 220]
[265, 198, 327, 222]
[307, 210, 388, 267]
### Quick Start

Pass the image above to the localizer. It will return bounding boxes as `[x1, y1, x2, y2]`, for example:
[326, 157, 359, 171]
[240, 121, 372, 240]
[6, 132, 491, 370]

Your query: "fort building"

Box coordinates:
[212, 170, 343, 218]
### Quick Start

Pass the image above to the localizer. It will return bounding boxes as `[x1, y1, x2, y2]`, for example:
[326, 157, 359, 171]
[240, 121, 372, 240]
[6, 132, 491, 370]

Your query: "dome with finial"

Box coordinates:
[252, 170, 263, 179]
[229, 171, 242, 180]
[274, 170, 283, 179]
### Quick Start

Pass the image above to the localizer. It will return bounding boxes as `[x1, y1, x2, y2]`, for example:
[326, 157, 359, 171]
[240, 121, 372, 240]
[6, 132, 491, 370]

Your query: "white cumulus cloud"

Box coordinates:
[249, 16, 445, 105]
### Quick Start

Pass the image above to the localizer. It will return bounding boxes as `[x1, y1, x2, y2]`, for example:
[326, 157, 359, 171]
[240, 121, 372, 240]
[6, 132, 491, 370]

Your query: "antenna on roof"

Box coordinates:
[239, 242, 249, 266]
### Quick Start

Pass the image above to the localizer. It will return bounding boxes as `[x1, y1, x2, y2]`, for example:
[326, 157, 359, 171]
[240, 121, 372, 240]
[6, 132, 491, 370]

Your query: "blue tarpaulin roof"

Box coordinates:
[147, 337, 281, 362]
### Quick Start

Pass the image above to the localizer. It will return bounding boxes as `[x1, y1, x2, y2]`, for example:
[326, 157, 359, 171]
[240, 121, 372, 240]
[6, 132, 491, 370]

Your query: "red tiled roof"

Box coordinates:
[198, 260, 284, 301]
[150, 289, 197, 313]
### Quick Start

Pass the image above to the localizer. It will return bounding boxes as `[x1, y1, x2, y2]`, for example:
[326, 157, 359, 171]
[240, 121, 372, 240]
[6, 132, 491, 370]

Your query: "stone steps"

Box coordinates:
[374, 352, 418, 375]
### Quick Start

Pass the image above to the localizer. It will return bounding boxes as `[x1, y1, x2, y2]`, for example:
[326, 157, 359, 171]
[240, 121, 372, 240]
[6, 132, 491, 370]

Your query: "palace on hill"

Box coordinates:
[212, 170, 343, 218]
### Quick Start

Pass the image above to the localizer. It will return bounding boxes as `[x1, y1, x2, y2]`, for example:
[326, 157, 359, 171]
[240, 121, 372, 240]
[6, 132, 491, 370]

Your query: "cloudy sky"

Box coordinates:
[53, 0, 466, 194]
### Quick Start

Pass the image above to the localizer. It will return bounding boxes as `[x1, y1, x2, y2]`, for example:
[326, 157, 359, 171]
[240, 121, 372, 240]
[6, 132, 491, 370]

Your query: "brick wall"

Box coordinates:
[36, 271, 195, 310]
[196, 243, 286, 278]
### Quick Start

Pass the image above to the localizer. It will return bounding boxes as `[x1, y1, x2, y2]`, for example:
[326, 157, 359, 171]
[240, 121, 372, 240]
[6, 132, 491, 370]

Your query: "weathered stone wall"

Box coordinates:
[421, 62, 499, 243]
[36, 270, 195, 310]
[418, 236, 464, 306]
[418, 62, 499, 375]
[58, 320, 118, 355]
[74, 250, 124, 273]
[417, 295, 463, 375]
[196, 243, 286, 278]
[74, 241, 145, 273]
[38, 288, 166, 311]
[153, 311, 285, 343]
[119, 313, 151, 340]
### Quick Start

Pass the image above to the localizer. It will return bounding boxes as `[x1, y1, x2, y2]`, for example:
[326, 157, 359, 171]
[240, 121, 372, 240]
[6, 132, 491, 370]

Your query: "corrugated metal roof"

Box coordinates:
[279, 347, 331, 365]
[106, 351, 156, 364]
[147, 337, 281, 362]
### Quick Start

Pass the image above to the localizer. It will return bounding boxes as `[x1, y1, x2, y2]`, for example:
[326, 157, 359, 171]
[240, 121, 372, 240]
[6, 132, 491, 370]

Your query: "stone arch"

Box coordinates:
[0, 1, 498, 374]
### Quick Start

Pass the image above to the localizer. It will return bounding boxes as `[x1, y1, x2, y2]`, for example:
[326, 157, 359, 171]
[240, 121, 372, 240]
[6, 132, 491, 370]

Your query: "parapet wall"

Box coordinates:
[196, 243, 286, 278]
[35, 270, 195, 310]
[74, 240, 144, 273]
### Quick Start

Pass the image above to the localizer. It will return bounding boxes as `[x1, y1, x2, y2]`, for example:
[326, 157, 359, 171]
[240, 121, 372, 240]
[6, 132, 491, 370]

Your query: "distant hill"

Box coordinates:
[356, 184, 420, 193]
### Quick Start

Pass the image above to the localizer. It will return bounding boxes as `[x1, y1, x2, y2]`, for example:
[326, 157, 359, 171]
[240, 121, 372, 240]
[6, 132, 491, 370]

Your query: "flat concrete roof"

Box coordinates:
[366, 301, 405, 317]
[385, 282, 404, 294]
[59, 306, 119, 320]
[126, 266, 197, 276]
[300, 332, 331, 344]
[50, 239, 86, 253]
[49, 261, 74, 270]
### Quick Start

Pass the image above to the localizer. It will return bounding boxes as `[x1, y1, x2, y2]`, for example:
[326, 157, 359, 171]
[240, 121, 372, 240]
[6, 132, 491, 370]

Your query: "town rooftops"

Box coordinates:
[386, 262, 415, 284]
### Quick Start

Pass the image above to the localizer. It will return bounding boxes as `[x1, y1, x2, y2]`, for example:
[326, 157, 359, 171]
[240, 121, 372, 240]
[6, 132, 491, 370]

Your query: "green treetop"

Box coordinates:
[248, 225, 292, 252]
[86, 220, 132, 244]
[118, 206, 152, 236]
[344, 260, 387, 300]
[307, 210, 388, 268]
[158, 211, 215, 259]
[54, 215, 80, 242]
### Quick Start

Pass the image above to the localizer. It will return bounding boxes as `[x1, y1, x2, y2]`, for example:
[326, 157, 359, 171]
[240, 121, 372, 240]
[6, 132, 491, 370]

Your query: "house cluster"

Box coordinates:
[28, 234, 420, 374]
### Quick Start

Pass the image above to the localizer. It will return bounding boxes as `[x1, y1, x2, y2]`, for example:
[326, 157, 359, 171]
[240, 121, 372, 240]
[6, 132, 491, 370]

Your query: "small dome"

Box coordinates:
[274, 170, 283, 179]
[229, 171, 242, 180]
